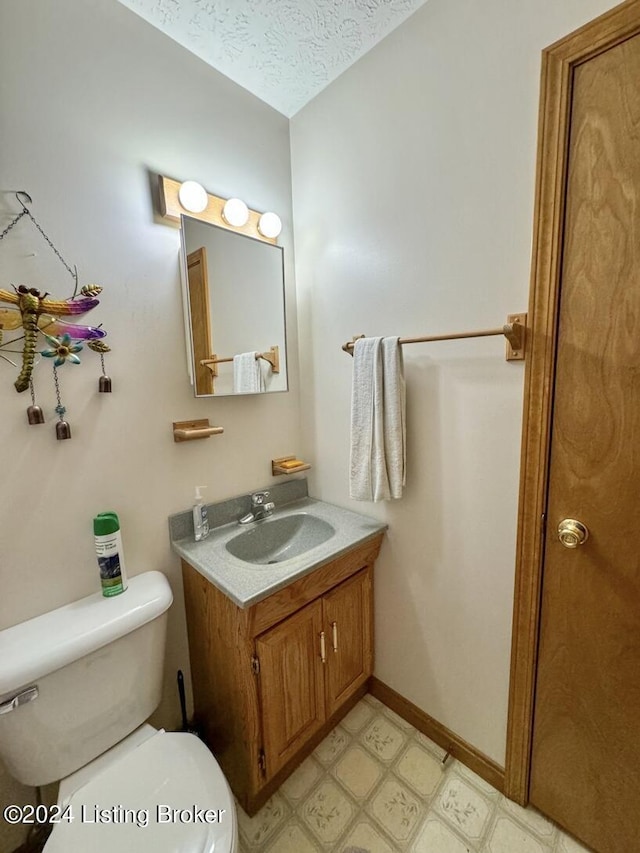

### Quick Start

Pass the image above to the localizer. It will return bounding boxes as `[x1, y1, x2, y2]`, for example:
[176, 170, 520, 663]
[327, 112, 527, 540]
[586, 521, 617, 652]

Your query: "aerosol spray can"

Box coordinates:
[93, 511, 128, 597]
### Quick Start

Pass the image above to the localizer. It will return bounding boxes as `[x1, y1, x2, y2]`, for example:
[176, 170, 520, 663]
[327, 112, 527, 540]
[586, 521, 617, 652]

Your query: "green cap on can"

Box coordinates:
[93, 512, 120, 536]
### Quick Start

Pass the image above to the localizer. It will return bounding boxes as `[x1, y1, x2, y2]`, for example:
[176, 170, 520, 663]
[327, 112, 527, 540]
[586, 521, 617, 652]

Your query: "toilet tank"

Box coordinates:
[0, 571, 173, 786]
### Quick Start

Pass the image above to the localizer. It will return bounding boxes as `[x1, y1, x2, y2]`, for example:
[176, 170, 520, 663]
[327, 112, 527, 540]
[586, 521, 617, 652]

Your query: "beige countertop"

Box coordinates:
[171, 496, 386, 609]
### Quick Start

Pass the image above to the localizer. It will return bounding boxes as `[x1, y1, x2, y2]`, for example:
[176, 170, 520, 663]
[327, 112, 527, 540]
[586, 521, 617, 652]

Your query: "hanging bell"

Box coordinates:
[56, 420, 72, 440]
[27, 380, 45, 425]
[97, 352, 112, 393]
[52, 372, 72, 440]
[27, 405, 45, 425]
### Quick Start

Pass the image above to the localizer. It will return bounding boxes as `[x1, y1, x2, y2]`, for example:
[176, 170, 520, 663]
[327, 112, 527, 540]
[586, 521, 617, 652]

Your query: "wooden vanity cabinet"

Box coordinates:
[181, 533, 382, 815]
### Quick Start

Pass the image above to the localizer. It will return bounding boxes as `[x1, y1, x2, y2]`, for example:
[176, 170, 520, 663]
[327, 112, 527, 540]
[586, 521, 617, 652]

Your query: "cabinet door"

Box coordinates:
[323, 568, 373, 718]
[255, 599, 326, 780]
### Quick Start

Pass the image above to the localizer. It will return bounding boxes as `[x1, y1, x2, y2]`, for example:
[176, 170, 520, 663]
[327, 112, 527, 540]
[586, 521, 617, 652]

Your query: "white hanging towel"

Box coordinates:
[350, 336, 406, 501]
[233, 352, 265, 393]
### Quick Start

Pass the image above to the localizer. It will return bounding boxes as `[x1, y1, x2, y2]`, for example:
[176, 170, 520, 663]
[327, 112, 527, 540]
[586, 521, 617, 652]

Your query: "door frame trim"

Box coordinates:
[505, 0, 640, 805]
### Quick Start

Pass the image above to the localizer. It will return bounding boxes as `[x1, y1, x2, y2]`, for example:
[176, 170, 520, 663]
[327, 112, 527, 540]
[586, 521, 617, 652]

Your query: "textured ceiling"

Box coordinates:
[117, 0, 428, 116]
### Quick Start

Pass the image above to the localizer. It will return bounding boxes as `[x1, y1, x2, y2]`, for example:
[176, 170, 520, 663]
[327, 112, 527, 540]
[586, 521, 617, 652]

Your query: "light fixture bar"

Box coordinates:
[158, 175, 279, 245]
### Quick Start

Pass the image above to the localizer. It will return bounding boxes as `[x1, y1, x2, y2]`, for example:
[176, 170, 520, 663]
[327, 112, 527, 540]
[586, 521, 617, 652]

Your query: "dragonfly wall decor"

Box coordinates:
[0, 284, 108, 392]
[0, 192, 112, 437]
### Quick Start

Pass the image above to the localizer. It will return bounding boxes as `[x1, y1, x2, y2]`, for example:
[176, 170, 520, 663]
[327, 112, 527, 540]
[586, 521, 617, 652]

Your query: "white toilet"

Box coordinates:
[0, 571, 237, 852]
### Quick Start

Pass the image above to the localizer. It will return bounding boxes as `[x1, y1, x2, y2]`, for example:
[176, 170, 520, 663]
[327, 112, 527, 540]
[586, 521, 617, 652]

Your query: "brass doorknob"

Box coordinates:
[558, 518, 589, 549]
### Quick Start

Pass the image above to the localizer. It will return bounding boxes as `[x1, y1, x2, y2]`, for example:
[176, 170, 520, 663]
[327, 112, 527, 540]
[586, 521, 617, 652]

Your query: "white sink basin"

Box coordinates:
[225, 513, 335, 565]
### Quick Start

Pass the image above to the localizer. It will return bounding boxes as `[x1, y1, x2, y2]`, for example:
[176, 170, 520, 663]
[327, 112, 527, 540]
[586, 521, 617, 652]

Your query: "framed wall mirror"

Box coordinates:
[180, 214, 288, 396]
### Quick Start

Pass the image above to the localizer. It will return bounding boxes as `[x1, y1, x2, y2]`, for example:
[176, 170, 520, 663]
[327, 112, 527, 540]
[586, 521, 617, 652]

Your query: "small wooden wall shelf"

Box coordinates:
[173, 419, 224, 442]
[272, 456, 311, 476]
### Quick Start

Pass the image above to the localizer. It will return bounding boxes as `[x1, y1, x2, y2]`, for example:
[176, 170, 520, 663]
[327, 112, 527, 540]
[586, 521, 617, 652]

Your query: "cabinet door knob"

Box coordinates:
[320, 631, 327, 663]
[331, 621, 338, 653]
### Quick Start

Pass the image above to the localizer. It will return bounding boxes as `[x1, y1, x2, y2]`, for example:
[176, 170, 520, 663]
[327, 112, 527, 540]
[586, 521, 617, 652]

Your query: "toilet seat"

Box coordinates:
[44, 728, 236, 853]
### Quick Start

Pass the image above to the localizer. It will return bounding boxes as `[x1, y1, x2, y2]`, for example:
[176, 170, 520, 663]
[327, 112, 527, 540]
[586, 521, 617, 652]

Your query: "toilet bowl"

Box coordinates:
[0, 571, 238, 853]
[44, 725, 237, 852]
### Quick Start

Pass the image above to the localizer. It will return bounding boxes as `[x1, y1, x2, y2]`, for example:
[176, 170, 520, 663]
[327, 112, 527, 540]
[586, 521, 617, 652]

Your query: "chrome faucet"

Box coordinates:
[238, 491, 275, 525]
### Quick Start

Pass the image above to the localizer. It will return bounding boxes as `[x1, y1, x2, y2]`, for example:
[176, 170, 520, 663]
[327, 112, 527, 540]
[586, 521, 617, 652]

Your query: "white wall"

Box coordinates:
[291, 0, 615, 765]
[0, 0, 299, 847]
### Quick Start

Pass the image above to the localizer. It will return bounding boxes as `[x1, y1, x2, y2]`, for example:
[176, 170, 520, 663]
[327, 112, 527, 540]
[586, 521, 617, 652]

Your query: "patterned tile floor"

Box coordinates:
[236, 694, 590, 853]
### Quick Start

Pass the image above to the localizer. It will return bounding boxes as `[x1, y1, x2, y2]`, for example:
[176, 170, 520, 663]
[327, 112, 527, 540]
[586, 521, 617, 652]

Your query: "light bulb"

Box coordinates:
[258, 211, 282, 239]
[178, 181, 208, 213]
[222, 198, 249, 227]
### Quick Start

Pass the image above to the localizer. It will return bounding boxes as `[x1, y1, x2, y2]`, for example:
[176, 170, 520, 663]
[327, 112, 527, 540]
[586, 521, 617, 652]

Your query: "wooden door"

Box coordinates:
[323, 569, 373, 718]
[523, 23, 640, 853]
[255, 600, 326, 780]
[530, 35, 640, 853]
[187, 247, 214, 395]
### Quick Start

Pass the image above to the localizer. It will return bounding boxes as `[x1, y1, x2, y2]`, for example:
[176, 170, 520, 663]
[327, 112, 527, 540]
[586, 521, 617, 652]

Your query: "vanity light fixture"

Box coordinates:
[178, 181, 208, 214]
[158, 176, 280, 245]
[258, 212, 282, 239]
[222, 198, 250, 227]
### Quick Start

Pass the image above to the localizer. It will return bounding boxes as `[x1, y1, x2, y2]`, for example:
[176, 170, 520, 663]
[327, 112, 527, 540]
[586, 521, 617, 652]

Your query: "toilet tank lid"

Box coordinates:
[0, 571, 173, 697]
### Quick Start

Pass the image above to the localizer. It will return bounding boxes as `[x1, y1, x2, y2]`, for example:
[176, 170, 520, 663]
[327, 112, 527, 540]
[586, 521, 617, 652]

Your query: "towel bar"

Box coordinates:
[342, 313, 526, 362]
[200, 345, 280, 376]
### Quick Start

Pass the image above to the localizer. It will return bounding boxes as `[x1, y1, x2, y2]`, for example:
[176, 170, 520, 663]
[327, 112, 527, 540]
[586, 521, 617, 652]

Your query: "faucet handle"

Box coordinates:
[251, 491, 270, 507]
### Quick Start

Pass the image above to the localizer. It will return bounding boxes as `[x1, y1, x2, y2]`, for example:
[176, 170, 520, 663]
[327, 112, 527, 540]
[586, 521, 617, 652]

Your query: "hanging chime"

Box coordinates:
[89, 341, 112, 392]
[26, 378, 45, 425]
[0, 192, 112, 436]
[42, 335, 82, 440]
